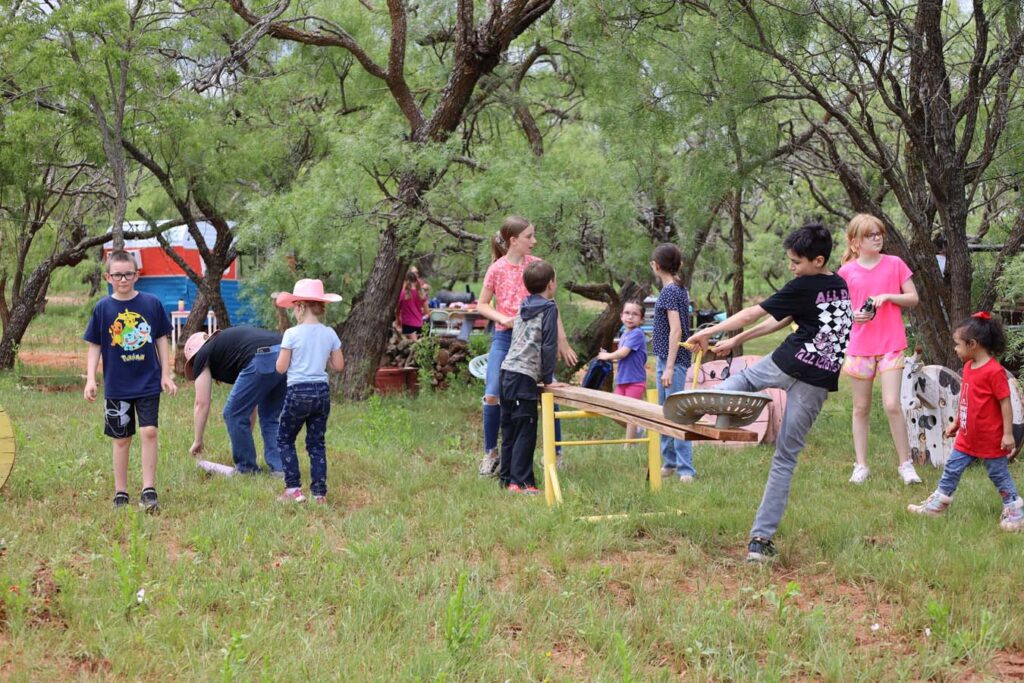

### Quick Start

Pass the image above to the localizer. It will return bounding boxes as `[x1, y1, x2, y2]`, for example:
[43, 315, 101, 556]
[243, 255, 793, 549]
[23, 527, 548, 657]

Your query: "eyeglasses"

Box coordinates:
[864, 232, 884, 240]
[108, 272, 137, 281]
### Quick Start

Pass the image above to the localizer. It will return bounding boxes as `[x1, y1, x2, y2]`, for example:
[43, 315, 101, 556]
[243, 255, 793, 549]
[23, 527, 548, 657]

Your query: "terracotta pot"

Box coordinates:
[374, 367, 419, 395]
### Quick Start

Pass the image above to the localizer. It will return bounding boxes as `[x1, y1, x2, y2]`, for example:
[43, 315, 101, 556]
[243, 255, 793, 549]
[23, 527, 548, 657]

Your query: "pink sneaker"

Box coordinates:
[313, 495, 327, 505]
[277, 487, 306, 503]
[1000, 497, 1024, 532]
[507, 484, 524, 493]
[907, 490, 951, 517]
[522, 485, 541, 495]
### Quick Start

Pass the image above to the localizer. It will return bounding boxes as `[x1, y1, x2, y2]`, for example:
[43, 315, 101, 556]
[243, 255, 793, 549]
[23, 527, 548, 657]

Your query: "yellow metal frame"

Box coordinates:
[541, 388, 666, 507]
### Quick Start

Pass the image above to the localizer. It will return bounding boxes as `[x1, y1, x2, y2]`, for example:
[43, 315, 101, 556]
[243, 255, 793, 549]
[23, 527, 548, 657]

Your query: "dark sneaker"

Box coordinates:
[139, 488, 160, 514]
[113, 491, 130, 508]
[746, 537, 777, 564]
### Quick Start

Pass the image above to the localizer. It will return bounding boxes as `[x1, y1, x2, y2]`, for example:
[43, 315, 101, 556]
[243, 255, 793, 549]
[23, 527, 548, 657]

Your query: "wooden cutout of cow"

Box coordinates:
[901, 352, 1024, 468]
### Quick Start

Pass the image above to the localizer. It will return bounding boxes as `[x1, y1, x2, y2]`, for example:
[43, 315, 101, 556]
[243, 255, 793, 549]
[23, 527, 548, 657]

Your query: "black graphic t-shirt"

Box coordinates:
[190, 326, 282, 384]
[760, 273, 853, 392]
[84, 293, 171, 399]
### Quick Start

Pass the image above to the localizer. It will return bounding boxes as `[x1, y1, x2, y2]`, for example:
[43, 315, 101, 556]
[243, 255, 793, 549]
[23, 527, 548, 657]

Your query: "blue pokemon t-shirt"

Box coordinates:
[83, 292, 171, 399]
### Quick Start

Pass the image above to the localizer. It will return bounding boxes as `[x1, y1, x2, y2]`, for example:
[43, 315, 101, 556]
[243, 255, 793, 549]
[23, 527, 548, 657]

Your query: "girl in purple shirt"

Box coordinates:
[599, 300, 649, 442]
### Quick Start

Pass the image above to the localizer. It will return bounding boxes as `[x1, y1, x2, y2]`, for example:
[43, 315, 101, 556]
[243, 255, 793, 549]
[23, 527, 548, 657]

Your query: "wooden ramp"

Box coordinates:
[538, 386, 756, 507]
[544, 385, 757, 443]
[0, 405, 15, 491]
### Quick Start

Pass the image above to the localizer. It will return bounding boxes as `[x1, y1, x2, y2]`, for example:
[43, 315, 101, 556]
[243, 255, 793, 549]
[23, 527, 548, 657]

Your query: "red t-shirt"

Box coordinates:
[955, 358, 1011, 458]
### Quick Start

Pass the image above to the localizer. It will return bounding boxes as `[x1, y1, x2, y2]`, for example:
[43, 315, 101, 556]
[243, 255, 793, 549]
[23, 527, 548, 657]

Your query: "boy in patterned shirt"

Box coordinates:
[84, 250, 176, 511]
[687, 222, 853, 562]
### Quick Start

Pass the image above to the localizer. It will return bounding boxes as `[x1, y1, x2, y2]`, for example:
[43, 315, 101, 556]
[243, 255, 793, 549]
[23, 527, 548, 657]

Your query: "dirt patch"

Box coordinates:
[17, 351, 86, 370]
[549, 637, 588, 674]
[46, 295, 88, 306]
[961, 650, 1024, 681]
[28, 562, 67, 630]
[69, 654, 112, 676]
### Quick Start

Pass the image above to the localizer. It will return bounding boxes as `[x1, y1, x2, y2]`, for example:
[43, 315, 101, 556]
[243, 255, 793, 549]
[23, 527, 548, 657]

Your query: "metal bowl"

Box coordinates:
[663, 389, 773, 429]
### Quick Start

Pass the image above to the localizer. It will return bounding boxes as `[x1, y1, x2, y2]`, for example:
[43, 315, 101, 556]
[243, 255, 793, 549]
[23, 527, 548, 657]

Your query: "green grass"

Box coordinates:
[1, 302, 1022, 680]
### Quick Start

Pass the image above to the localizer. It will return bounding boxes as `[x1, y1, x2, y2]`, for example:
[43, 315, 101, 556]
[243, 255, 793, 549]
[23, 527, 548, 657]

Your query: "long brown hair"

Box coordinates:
[652, 243, 683, 288]
[841, 213, 885, 263]
[490, 215, 533, 261]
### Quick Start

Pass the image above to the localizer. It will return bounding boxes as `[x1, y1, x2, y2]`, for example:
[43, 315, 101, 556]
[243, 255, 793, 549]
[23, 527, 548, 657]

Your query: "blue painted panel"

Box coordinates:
[108, 276, 259, 326]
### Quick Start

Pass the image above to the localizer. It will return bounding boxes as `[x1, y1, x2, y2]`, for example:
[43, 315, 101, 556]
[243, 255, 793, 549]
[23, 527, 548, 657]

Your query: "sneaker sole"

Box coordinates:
[746, 552, 774, 563]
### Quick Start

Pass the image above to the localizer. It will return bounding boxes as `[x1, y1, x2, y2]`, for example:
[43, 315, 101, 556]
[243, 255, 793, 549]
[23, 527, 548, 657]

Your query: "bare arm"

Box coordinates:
[474, 283, 512, 327]
[276, 347, 292, 374]
[1000, 396, 1015, 452]
[157, 335, 177, 396]
[190, 368, 213, 456]
[598, 346, 632, 361]
[329, 348, 345, 372]
[555, 312, 578, 366]
[711, 315, 793, 355]
[661, 310, 683, 388]
[874, 278, 919, 309]
[687, 305, 768, 351]
[84, 342, 101, 401]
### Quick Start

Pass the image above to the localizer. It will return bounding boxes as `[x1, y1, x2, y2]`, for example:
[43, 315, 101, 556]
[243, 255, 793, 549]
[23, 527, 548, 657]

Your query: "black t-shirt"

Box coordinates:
[191, 326, 283, 384]
[760, 273, 852, 392]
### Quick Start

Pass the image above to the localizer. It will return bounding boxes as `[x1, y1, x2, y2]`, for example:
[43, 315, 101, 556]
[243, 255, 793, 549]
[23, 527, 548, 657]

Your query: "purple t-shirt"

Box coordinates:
[615, 327, 648, 385]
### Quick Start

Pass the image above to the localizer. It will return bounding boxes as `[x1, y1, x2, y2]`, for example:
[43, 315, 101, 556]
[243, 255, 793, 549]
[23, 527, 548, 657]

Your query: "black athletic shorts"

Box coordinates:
[401, 324, 423, 335]
[103, 394, 160, 439]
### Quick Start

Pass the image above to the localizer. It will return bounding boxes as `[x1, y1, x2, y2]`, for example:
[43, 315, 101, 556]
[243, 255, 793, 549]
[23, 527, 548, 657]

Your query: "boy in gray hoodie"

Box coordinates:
[499, 260, 564, 492]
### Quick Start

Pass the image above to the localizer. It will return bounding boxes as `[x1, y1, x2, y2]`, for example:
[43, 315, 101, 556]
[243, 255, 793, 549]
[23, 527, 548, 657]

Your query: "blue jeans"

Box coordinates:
[657, 356, 695, 476]
[938, 448, 1019, 504]
[718, 356, 828, 540]
[222, 349, 287, 473]
[277, 382, 331, 496]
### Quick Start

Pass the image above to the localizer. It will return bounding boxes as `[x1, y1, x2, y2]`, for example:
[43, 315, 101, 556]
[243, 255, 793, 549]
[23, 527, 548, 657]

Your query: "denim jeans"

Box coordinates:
[222, 349, 288, 473]
[938, 448, 1019, 504]
[277, 382, 331, 496]
[656, 356, 695, 476]
[718, 356, 828, 540]
[483, 329, 561, 454]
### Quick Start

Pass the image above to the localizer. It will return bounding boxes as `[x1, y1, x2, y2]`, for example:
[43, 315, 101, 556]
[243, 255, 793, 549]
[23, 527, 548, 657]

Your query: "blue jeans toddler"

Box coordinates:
[938, 448, 1019, 504]
[277, 382, 331, 496]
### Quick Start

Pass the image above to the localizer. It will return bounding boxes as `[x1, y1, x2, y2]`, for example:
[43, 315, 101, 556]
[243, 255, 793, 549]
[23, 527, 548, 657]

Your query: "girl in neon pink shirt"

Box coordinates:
[837, 214, 922, 485]
[475, 216, 578, 477]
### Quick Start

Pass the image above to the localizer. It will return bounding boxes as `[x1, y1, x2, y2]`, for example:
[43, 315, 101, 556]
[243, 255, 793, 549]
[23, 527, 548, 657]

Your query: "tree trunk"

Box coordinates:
[728, 190, 745, 355]
[0, 265, 53, 369]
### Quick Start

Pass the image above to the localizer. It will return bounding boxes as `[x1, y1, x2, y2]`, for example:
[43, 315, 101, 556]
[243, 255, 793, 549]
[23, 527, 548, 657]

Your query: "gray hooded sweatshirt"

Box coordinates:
[500, 294, 559, 399]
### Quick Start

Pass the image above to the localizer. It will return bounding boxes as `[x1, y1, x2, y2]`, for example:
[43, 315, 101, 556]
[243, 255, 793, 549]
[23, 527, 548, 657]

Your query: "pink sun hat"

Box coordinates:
[275, 278, 343, 309]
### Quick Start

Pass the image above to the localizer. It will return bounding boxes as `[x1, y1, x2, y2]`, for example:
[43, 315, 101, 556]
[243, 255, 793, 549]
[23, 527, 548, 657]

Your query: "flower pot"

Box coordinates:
[374, 367, 419, 395]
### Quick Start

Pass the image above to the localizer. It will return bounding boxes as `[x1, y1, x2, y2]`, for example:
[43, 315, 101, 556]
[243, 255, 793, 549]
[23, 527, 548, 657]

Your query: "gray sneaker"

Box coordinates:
[556, 451, 565, 470]
[660, 466, 676, 478]
[478, 451, 499, 477]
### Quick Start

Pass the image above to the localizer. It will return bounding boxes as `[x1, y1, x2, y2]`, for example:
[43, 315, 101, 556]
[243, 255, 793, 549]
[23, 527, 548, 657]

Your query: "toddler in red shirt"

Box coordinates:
[908, 312, 1024, 531]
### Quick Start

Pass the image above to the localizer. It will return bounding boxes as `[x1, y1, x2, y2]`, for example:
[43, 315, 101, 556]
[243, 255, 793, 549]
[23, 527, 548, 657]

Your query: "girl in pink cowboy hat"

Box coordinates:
[274, 279, 345, 503]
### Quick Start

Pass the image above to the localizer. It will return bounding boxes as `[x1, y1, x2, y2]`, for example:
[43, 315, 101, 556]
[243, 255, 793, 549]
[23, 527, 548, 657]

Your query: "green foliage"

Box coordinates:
[441, 572, 492, 671]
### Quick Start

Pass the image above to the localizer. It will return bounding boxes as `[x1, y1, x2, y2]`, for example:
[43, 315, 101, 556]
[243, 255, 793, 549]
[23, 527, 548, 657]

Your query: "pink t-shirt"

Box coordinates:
[398, 286, 426, 328]
[482, 254, 539, 331]
[838, 254, 913, 356]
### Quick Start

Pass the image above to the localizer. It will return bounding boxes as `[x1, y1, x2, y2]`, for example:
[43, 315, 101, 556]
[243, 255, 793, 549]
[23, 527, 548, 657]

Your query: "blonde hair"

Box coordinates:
[294, 300, 325, 317]
[842, 213, 886, 263]
[490, 215, 533, 262]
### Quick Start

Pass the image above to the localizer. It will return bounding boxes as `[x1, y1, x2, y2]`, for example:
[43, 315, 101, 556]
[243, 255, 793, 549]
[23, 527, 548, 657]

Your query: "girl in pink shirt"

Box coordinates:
[475, 216, 578, 476]
[395, 270, 428, 339]
[837, 214, 922, 485]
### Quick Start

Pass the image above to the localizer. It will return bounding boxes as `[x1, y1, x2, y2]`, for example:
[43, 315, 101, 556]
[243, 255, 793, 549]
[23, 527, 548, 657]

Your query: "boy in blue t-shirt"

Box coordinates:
[687, 222, 853, 563]
[84, 250, 176, 511]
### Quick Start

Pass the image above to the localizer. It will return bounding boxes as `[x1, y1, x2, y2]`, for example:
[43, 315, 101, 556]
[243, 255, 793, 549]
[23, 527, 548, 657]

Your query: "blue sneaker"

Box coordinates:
[746, 537, 777, 563]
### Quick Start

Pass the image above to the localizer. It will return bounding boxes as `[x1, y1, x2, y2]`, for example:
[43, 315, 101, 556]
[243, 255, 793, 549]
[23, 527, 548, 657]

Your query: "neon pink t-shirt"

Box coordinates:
[837, 254, 913, 356]
[482, 254, 539, 331]
[398, 286, 426, 327]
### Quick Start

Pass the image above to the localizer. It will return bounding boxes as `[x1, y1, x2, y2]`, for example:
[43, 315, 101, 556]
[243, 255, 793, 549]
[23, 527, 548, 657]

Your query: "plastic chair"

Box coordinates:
[428, 310, 458, 337]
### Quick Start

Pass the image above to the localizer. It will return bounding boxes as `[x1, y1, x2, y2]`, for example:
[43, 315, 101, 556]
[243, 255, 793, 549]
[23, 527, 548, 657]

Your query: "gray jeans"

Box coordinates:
[718, 356, 829, 540]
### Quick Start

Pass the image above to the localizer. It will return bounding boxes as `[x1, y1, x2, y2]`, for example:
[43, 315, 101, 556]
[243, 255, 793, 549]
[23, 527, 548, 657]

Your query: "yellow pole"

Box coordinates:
[541, 392, 561, 506]
[647, 388, 661, 492]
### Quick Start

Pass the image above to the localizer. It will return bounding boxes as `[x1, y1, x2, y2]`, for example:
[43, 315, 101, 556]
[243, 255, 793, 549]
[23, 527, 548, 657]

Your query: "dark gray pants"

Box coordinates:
[719, 356, 829, 539]
[499, 396, 539, 488]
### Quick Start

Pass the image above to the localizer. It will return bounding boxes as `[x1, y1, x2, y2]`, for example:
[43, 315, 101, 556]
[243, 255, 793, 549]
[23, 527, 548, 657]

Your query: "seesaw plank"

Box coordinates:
[0, 405, 15, 490]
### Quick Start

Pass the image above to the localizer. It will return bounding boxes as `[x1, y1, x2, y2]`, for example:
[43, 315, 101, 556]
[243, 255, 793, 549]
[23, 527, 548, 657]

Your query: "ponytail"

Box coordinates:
[490, 215, 532, 262]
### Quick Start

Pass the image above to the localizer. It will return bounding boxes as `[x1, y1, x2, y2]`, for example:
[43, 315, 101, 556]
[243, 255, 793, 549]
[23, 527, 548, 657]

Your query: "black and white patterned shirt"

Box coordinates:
[652, 282, 691, 365]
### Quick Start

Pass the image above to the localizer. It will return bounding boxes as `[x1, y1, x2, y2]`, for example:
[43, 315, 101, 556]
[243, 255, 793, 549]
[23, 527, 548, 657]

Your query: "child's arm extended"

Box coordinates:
[686, 305, 768, 352]
[711, 315, 793, 356]
[157, 335, 177, 396]
[84, 342, 101, 402]
[1000, 396, 1015, 452]
[329, 348, 345, 373]
[598, 346, 631, 361]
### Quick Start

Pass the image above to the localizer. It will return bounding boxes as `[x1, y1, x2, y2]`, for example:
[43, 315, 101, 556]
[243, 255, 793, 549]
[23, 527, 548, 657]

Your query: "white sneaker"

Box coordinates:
[478, 450, 499, 477]
[898, 461, 923, 485]
[849, 464, 870, 484]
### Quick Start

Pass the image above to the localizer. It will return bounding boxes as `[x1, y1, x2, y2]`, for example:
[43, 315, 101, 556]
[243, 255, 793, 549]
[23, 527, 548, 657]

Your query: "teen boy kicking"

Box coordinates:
[687, 221, 853, 562]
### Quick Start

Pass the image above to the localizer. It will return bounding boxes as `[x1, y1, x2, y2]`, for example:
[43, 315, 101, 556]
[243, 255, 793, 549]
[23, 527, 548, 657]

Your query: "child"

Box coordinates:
[598, 300, 648, 442]
[396, 270, 429, 339]
[907, 313, 1024, 531]
[498, 260, 565, 493]
[274, 279, 345, 503]
[838, 214, 922, 485]
[687, 221, 853, 562]
[83, 250, 177, 512]
[475, 216, 576, 476]
[650, 244, 695, 481]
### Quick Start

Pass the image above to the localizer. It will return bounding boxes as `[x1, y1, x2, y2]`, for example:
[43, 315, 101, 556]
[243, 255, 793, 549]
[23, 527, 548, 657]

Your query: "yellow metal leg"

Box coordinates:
[541, 392, 562, 506]
[647, 388, 661, 492]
